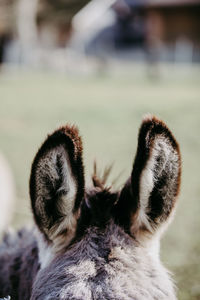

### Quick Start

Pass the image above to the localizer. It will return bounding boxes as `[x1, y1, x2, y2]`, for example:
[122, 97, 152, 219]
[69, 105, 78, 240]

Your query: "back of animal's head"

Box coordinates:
[30, 115, 181, 262]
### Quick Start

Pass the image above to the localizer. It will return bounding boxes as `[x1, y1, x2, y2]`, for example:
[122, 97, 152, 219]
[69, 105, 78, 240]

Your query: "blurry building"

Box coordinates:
[144, 0, 200, 62]
[0, 0, 200, 66]
[74, 0, 200, 63]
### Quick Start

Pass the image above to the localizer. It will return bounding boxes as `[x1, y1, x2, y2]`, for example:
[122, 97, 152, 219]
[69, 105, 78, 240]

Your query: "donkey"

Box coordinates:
[0, 115, 181, 300]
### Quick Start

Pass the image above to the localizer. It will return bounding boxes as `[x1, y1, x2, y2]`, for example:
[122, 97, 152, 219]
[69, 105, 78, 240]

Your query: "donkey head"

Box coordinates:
[30, 116, 181, 299]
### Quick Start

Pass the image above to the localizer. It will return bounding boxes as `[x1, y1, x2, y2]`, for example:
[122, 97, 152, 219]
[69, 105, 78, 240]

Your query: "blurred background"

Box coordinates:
[0, 0, 200, 299]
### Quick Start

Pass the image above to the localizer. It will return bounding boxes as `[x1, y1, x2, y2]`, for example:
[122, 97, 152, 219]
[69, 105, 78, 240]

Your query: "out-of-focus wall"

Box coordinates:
[146, 4, 200, 62]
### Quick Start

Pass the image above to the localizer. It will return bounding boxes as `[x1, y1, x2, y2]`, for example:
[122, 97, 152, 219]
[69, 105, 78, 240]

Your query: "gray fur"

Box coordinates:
[0, 228, 39, 299]
[0, 117, 181, 299]
[31, 222, 176, 300]
[0, 222, 176, 300]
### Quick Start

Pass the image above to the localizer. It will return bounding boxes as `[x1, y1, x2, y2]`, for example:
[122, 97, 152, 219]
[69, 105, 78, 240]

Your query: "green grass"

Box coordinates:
[0, 65, 200, 299]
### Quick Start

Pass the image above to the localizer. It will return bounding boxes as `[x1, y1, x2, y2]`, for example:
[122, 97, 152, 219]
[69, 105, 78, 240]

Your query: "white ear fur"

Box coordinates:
[30, 125, 85, 259]
[132, 134, 180, 236]
[35, 145, 79, 247]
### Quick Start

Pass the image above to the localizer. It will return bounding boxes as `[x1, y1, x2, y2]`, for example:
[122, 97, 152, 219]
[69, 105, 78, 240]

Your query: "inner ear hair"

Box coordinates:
[115, 115, 181, 238]
[30, 125, 85, 249]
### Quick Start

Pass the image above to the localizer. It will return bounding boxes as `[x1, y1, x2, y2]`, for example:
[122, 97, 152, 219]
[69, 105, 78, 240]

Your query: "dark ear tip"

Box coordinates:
[51, 124, 83, 155]
[52, 124, 80, 142]
[141, 114, 180, 151]
[142, 114, 167, 128]
[58, 124, 80, 137]
[30, 124, 83, 194]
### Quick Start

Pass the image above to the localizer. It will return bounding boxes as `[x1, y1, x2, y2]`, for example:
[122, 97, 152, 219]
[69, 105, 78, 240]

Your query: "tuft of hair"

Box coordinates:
[92, 161, 113, 189]
[92, 161, 123, 190]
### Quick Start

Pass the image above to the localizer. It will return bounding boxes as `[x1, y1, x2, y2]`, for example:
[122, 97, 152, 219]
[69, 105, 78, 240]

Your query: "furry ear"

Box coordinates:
[30, 125, 84, 247]
[115, 116, 181, 238]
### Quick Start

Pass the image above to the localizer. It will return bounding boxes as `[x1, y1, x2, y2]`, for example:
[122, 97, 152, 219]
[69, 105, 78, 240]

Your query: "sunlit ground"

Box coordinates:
[0, 64, 200, 299]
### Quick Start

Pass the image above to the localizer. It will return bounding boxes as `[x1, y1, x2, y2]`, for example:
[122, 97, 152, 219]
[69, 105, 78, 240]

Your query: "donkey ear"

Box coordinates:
[30, 125, 84, 246]
[115, 116, 181, 238]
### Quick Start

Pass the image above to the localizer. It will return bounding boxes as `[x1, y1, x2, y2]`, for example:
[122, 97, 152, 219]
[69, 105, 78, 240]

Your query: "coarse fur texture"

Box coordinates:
[0, 116, 181, 300]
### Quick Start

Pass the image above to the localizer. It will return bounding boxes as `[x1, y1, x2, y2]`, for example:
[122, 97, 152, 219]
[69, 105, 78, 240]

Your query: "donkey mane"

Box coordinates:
[92, 162, 117, 190]
[0, 115, 181, 300]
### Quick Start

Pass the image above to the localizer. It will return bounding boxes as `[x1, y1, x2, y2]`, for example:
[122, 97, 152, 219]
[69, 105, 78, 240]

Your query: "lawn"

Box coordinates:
[0, 65, 200, 299]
